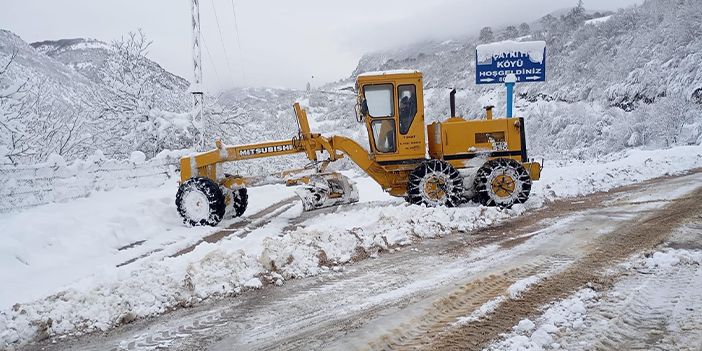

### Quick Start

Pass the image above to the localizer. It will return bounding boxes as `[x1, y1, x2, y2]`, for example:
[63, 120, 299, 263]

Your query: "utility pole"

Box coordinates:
[190, 0, 205, 150]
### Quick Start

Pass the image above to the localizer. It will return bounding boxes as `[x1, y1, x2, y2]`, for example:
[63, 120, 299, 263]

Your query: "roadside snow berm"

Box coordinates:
[176, 70, 541, 226]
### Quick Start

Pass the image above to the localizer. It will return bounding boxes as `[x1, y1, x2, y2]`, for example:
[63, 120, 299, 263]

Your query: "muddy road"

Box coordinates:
[24, 170, 702, 351]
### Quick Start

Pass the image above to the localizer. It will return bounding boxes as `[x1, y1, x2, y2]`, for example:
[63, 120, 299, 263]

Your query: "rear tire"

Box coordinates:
[474, 158, 531, 208]
[407, 160, 463, 207]
[176, 177, 226, 226]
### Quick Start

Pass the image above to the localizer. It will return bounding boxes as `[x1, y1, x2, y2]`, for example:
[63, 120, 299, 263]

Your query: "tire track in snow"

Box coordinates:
[171, 196, 297, 257]
[581, 263, 702, 350]
[366, 257, 574, 351]
[115, 197, 297, 267]
[421, 186, 702, 351]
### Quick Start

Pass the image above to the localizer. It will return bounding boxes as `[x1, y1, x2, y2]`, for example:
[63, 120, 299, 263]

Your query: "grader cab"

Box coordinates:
[176, 70, 541, 226]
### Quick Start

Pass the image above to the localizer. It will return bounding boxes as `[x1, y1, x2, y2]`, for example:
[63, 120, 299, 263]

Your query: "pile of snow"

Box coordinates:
[186, 200, 523, 299]
[634, 248, 702, 270]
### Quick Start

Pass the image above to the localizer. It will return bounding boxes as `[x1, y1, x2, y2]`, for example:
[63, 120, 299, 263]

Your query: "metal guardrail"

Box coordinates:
[0, 157, 181, 213]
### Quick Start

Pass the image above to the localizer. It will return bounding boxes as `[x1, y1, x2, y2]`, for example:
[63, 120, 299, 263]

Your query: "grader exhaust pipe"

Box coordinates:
[450, 89, 456, 117]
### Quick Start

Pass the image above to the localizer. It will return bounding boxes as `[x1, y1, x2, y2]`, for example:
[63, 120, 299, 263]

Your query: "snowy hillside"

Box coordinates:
[345, 0, 702, 158]
[0, 30, 195, 164]
[31, 37, 190, 95]
[207, 0, 702, 165]
[0, 31, 95, 103]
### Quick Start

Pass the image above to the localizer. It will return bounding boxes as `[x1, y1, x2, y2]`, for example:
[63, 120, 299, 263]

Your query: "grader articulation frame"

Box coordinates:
[176, 70, 541, 226]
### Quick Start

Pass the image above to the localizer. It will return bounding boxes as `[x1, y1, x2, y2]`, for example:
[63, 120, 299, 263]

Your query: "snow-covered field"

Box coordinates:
[2, 144, 702, 348]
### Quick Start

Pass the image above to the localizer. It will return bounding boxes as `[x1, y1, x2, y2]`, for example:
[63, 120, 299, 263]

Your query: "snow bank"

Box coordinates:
[639, 248, 702, 269]
[189, 202, 524, 299]
[535, 145, 702, 199]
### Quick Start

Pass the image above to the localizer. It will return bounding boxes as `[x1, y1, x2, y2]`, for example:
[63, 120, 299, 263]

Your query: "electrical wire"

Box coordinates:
[201, 34, 224, 91]
[210, 0, 237, 86]
[230, 0, 248, 86]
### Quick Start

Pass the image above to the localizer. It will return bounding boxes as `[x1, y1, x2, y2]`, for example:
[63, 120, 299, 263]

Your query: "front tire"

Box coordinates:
[407, 160, 463, 207]
[176, 177, 226, 226]
[474, 158, 531, 208]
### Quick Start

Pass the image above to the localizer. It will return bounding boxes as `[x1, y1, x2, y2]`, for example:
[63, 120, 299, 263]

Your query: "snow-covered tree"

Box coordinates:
[519, 22, 531, 36]
[540, 14, 558, 31]
[564, 0, 587, 30]
[505, 26, 519, 39]
[0, 50, 31, 164]
[85, 30, 195, 158]
[479, 27, 494, 43]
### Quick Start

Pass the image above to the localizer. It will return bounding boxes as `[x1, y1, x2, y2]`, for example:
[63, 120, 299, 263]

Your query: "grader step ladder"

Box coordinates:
[176, 70, 540, 226]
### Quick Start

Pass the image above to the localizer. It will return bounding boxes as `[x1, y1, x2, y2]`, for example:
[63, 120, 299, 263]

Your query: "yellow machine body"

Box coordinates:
[179, 70, 540, 217]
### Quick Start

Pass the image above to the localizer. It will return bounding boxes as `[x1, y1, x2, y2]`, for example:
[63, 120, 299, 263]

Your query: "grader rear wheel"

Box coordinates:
[175, 177, 226, 226]
[474, 158, 531, 208]
[407, 160, 463, 207]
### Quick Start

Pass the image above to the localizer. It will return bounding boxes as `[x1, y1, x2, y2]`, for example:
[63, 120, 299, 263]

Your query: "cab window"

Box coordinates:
[371, 119, 397, 153]
[363, 84, 394, 118]
[398, 84, 417, 135]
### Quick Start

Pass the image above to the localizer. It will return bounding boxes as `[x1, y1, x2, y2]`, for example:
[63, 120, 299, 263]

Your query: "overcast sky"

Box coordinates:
[1, 0, 643, 92]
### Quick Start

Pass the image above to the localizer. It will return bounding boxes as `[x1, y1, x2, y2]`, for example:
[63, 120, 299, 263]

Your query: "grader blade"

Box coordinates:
[294, 173, 359, 211]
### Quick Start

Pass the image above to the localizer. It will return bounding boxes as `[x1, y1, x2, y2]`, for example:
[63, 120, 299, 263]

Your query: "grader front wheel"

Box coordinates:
[407, 160, 463, 207]
[474, 158, 531, 208]
[175, 177, 226, 226]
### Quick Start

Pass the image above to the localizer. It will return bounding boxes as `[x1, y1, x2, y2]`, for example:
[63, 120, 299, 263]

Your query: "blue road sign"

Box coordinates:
[475, 41, 546, 85]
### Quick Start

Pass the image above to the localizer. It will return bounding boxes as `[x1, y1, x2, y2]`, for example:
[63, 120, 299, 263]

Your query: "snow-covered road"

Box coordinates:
[20, 166, 702, 351]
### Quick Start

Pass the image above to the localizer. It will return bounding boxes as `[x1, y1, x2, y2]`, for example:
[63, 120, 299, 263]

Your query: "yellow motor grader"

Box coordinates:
[176, 70, 541, 226]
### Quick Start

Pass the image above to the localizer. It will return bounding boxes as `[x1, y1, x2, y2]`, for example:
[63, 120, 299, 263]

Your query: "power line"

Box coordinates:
[210, 0, 236, 86]
[201, 34, 224, 91]
[230, 0, 247, 86]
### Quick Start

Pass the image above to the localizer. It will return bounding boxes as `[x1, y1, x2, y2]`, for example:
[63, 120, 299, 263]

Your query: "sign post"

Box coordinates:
[504, 73, 516, 117]
[475, 41, 546, 117]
